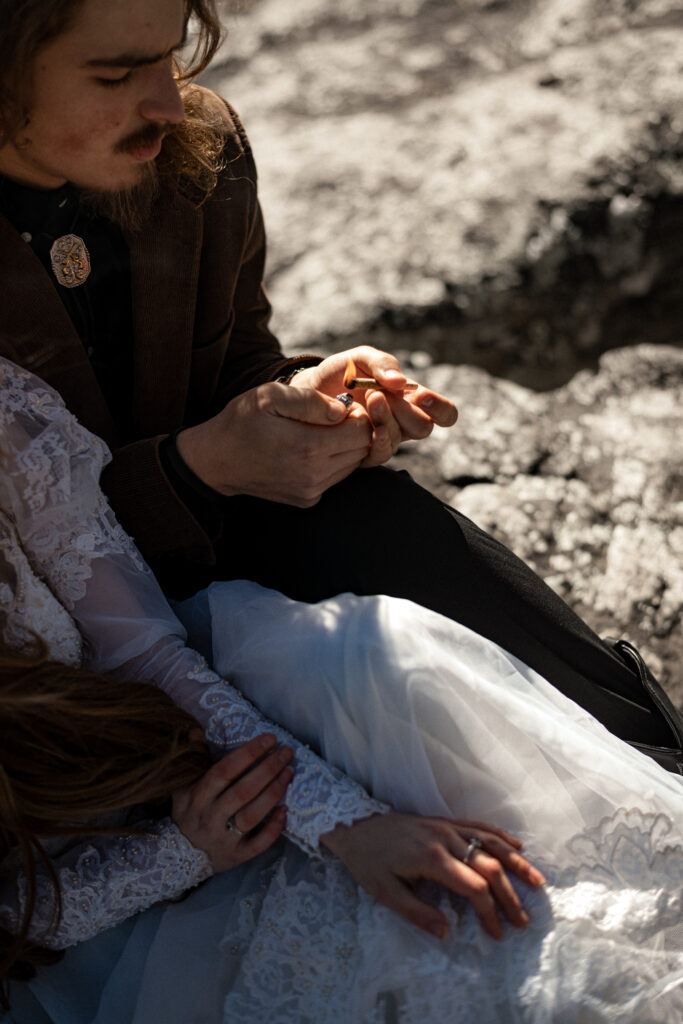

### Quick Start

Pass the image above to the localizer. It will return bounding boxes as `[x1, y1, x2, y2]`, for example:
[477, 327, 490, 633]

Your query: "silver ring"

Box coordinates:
[226, 815, 247, 837]
[335, 392, 354, 410]
[462, 837, 483, 865]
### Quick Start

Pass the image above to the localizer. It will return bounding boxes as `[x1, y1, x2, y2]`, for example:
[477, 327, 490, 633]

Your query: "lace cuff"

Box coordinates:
[0, 820, 212, 950]
[200, 681, 388, 854]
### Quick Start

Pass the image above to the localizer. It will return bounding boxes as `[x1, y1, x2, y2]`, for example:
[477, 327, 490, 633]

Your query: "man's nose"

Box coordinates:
[138, 61, 185, 125]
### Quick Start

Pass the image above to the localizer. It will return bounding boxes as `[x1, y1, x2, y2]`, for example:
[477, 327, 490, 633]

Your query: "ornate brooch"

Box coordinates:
[49, 233, 91, 288]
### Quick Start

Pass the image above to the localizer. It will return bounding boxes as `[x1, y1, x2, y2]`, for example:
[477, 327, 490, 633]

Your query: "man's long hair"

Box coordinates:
[0, 643, 211, 1008]
[0, 0, 229, 215]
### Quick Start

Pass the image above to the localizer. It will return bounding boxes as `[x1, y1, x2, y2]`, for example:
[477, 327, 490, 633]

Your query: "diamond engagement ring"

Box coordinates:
[226, 815, 247, 837]
[462, 837, 483, 865]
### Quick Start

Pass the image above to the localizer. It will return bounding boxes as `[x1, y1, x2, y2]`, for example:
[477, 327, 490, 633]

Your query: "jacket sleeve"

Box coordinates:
[100, 94, 320, 562]
[200, 99, 321, 408]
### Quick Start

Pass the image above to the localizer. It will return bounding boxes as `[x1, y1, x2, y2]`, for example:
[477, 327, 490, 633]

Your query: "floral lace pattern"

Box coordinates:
[3, 820, 212, 950]
[0, 512, 82, 664]
[217, 808, 683, 1023]
[550, 808, 683, 936]
[0, 356, 386, 949]
[0, 358, 146, 611]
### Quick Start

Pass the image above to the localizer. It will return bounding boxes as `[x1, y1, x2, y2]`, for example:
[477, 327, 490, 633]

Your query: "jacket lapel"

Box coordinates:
[0, 213, 118, 445]
[1, 185, 203, 445]
[126, 188, 202, 437]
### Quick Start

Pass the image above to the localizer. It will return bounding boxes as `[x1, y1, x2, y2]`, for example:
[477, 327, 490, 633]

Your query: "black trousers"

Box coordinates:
[168, 466, 671, 747]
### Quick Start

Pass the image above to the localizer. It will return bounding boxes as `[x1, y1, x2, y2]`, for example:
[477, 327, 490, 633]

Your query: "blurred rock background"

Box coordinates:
[202, 0, 683, 706]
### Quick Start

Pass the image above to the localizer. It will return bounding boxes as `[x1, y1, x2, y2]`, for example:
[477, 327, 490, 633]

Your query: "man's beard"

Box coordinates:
[80, 120, 172, 232]
[80, 159, 160, 234]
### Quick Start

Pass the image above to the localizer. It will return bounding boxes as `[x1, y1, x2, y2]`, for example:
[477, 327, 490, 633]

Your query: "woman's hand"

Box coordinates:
[320, 813, 546, 941]
[172, 733, 293, 872]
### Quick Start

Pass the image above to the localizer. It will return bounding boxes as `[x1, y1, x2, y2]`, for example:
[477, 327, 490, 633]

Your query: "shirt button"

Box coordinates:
[21, 232, 32, 243]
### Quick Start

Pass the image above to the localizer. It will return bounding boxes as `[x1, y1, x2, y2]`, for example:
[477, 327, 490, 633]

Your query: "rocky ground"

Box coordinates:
[395, 344, 683, 704]
[203, 0, 683, 708]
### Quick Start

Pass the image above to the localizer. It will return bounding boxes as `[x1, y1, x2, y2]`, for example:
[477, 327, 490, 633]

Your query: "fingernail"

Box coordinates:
[531, 870, 546, 886]
[260, 734, 275, 749]
[278, 746, 293, 764]
[384, 369, 404, 382]
[417, 395, 435, 411]
[328, 401, 347, 421]
[429, 919, 447, 939]
[280, 766, 294, 783]
[519, 910, 530, 927]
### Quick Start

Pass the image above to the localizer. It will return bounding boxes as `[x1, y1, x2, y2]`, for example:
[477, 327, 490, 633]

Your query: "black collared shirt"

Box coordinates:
[0, 174, 135, 437]
[0, 173, 227, 536]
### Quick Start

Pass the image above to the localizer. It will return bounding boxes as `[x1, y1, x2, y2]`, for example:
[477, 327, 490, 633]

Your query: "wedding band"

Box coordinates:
[226, 815, 247, 837]
[462, 837, 483, 865]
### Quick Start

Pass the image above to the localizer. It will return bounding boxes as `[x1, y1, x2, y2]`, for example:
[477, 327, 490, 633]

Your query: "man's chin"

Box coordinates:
[80, 161, 160, 233]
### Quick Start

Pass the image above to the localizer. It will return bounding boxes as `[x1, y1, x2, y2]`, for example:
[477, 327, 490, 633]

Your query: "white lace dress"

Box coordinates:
[1, 357, 682, 1024]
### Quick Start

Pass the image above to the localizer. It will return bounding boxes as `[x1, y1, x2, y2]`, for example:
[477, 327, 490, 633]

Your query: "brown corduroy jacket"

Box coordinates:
[0, 93, 310, 566]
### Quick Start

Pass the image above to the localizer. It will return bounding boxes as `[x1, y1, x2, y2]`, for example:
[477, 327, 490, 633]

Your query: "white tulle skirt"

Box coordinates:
[20, 584, 683, 1024]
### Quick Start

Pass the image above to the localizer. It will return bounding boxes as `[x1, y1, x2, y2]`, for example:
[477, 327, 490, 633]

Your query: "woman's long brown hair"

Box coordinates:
[0, 643, 211, 1007]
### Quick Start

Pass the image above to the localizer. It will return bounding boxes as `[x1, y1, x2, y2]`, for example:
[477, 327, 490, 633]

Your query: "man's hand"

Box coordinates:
[320, 813, 545, 941]
[290, 346, 458, 468]
[176, 344, 457, 506]
[176, 381, 371, 507]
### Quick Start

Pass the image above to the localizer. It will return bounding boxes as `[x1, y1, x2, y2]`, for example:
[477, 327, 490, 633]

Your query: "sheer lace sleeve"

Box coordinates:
[0, 510, 82, 667]
[0, 819, 212, 950]
[0, 358, 386, 856]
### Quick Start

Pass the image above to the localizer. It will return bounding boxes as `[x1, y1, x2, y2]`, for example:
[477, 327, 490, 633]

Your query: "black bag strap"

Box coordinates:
[614, 639, 683, 776]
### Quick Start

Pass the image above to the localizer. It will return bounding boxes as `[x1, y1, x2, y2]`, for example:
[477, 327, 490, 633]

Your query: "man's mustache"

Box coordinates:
[115, 122, 168, 155]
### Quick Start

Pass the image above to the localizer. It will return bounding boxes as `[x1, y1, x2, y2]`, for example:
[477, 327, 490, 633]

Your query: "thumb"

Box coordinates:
[269, 381, 349, 425]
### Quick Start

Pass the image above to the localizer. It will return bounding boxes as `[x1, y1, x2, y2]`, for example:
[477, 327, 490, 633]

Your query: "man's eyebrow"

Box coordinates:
[84, 29, 187, 70]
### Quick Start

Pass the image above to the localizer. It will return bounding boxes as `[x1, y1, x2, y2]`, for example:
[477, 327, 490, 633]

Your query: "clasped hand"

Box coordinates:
[176, 346, 458, 507]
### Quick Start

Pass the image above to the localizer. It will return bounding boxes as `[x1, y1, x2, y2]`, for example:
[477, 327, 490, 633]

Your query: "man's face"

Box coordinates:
[0, 0, 187, 191]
